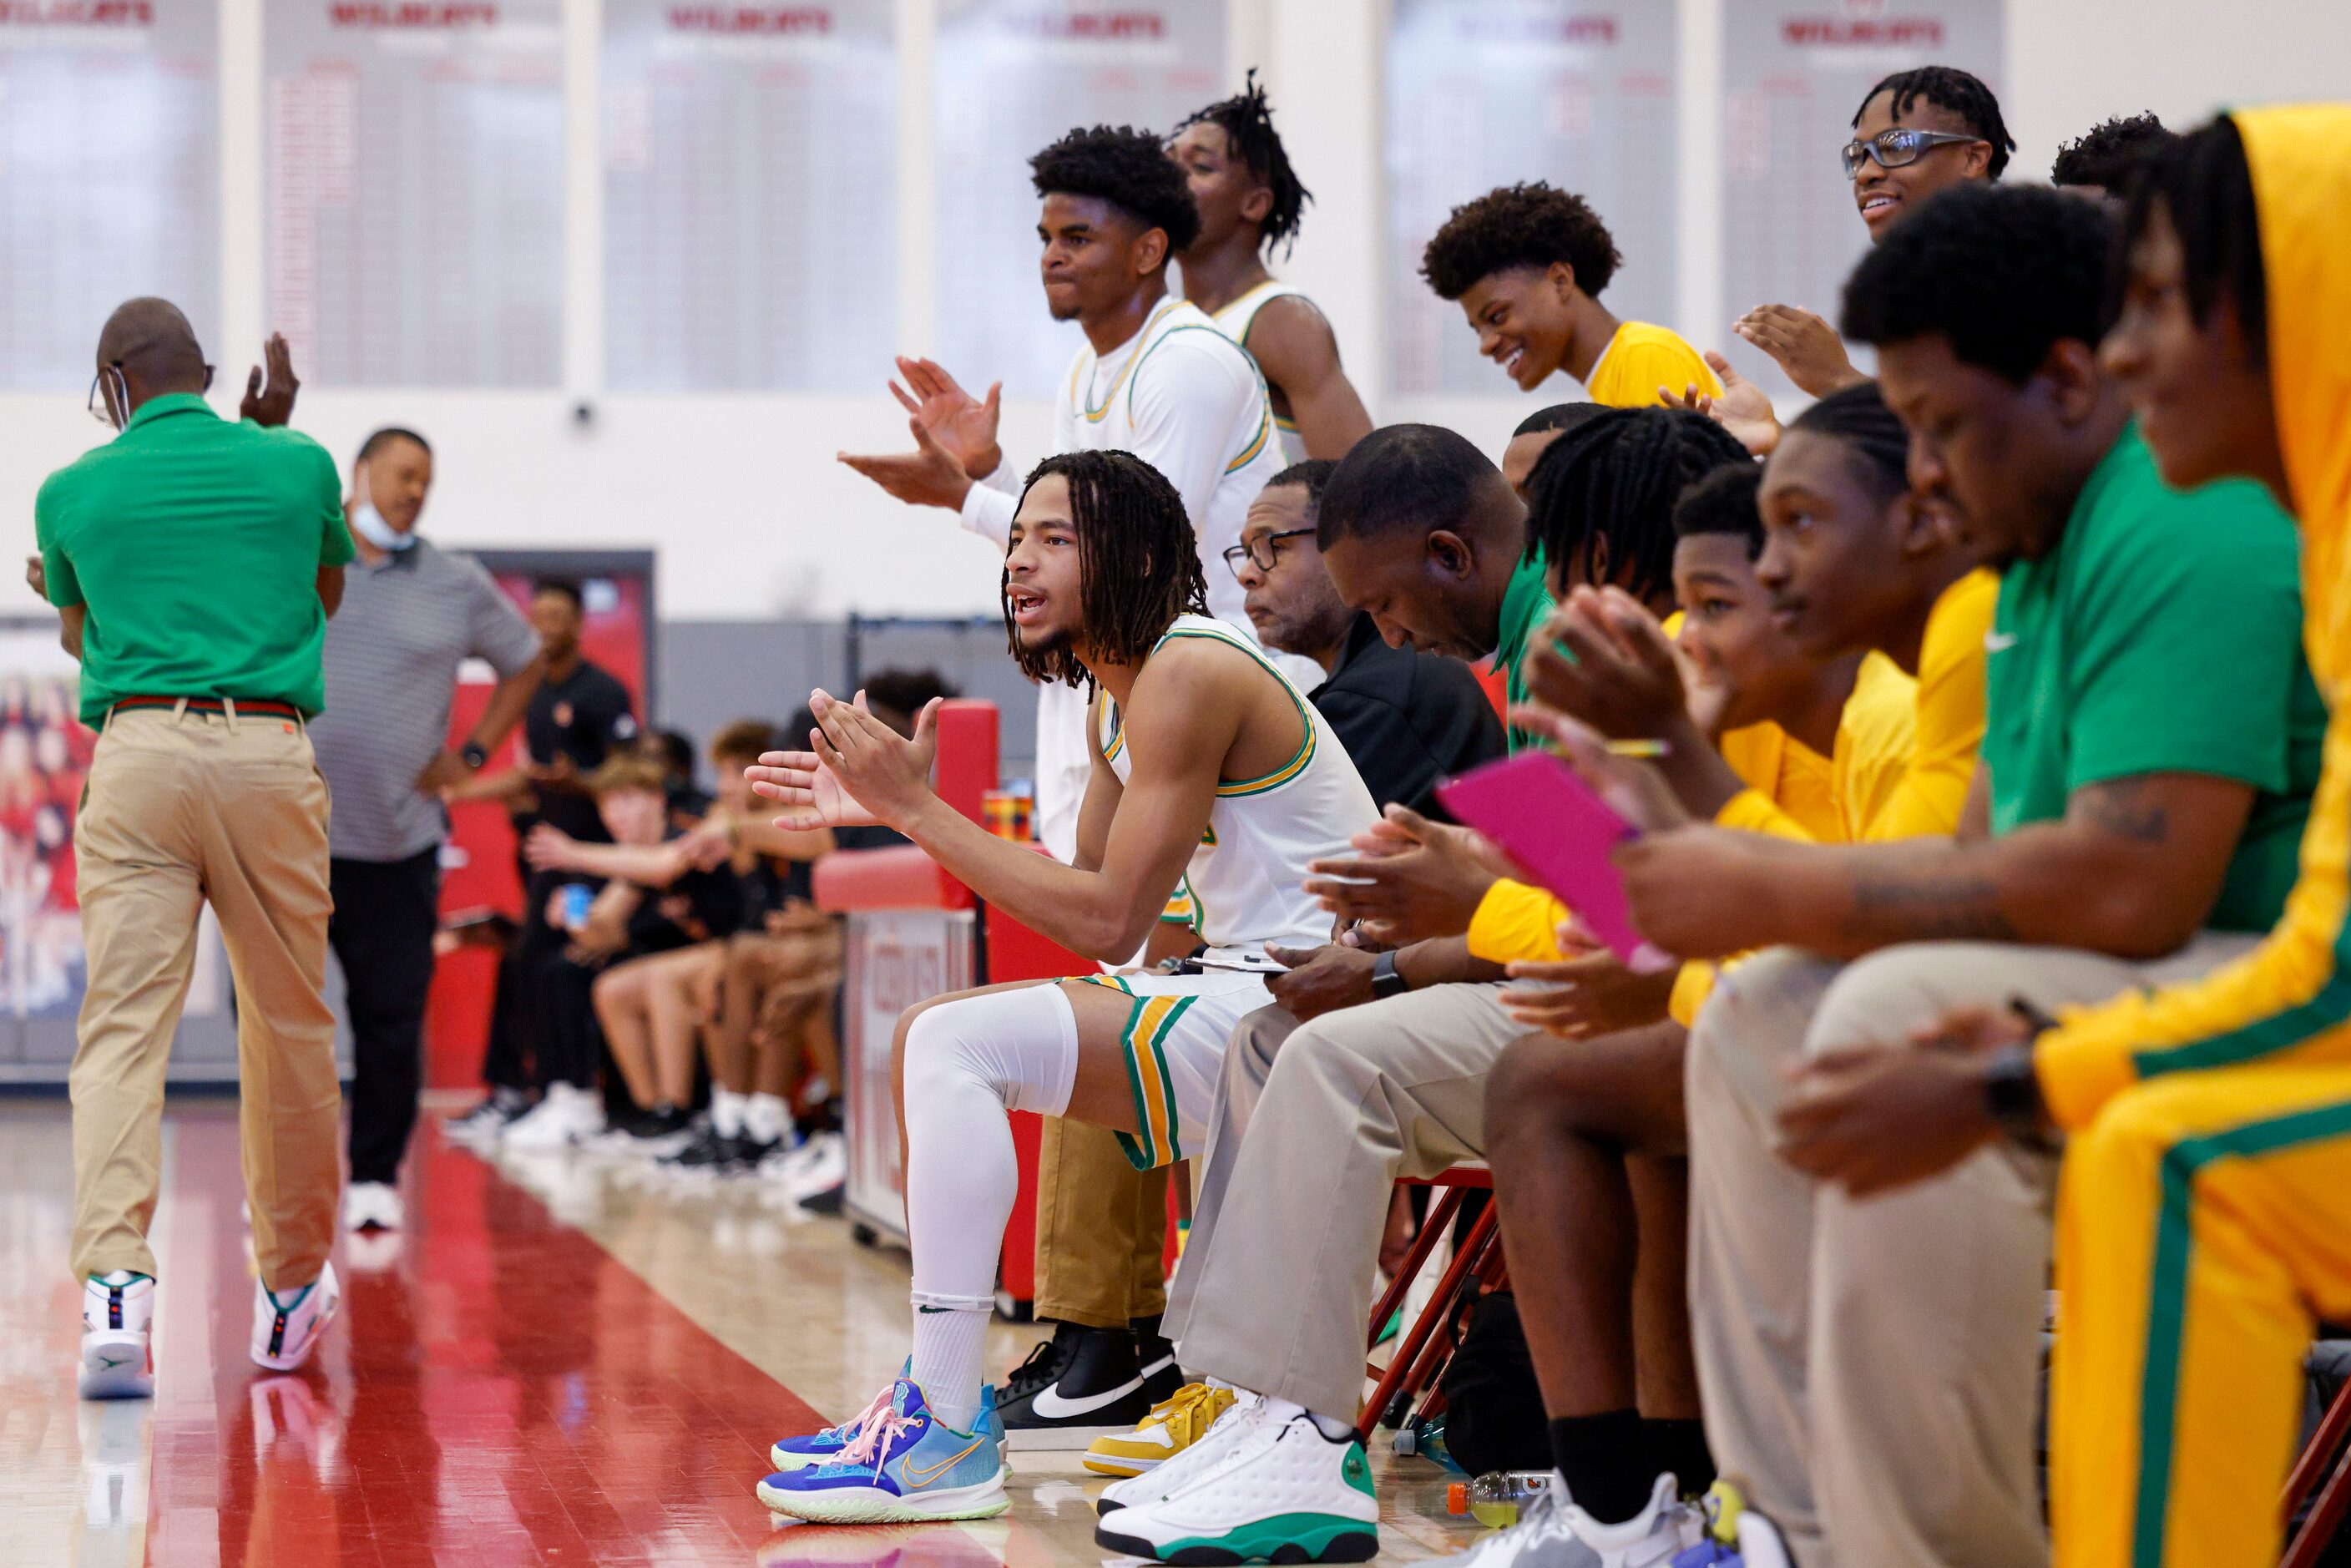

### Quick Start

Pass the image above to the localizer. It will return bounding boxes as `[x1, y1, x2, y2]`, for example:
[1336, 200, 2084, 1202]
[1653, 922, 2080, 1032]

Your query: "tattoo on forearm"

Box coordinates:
[1845, 876, 2019, 942]
[2076, 778, 2172, 844]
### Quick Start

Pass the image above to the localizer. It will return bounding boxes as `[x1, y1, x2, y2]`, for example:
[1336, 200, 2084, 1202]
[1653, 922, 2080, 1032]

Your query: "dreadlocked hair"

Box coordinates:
[1785, 381, 1913, 503]
[1525, 408, 1752, 605]
[2118, 115, 2268, 370]
[2051, 113, 2172, 191]
[1005, 450, 1208, 691]
[1854, 65, 2015, 178]
[1031, 125, 1201, 257]
[1173, 69, 1312, 258]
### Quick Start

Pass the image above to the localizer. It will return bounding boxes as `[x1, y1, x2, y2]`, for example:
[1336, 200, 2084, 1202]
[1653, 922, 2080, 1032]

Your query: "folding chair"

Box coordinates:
[2283, 1341, 2351, 1567]
[1355, 1166, 1506, 1448]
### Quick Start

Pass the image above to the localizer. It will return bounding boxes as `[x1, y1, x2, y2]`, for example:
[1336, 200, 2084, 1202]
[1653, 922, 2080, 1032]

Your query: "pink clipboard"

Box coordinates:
[1437, 751, 1672, 971]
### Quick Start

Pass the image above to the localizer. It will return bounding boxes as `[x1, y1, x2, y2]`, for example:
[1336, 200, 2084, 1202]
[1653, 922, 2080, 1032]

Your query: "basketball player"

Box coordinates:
[1168, 73, 1373, 463]
[746, 451, 1377, 1534]
[840, 124, 1296, 862]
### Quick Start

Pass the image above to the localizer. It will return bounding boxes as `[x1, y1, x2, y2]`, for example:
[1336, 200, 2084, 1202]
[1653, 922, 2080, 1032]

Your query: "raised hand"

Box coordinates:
[1661, 351, 1782, 456]
[1522, 588, 1691, 741]
[839, 417, 976, 511]
[240, 333, 301, 427]
[889, 357, 1003, 479]
[1732, 305, 1863, 398]
[746, 689, 943, 829]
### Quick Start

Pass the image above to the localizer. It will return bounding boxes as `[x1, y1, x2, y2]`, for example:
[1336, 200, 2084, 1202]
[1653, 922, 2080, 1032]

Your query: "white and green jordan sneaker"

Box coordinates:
[1094, 1402, 1378, 1564]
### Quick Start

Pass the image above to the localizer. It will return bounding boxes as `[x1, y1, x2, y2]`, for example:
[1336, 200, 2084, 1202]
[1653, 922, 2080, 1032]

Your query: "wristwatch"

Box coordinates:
[461, 741, 489, 770]
[1983, 994, 2059, 1148]
[1370, 948, 1411, 1001]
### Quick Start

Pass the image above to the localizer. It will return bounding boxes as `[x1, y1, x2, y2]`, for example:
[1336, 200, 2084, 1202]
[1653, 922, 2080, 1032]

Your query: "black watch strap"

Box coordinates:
[461, 741, 489, 770]
[1370, 948, 1410, 1000]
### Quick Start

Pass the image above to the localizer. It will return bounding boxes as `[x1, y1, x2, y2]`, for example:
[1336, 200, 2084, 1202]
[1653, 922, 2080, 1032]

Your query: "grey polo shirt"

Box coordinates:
[312, 537, 539, 862]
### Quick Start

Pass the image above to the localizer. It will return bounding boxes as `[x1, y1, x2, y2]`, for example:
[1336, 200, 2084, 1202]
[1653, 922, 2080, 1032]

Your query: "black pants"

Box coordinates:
[482, 865, 576, 1092]
[529, 945, 609, 1090]
[331, 849, 442, 1185]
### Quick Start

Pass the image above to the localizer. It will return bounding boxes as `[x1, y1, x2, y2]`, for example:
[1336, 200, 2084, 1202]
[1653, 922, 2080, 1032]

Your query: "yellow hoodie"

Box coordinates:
[2033, 104, 2351, 1130]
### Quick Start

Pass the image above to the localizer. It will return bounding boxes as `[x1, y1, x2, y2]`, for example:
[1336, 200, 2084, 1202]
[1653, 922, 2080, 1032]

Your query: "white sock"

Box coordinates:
[910, 1301, 992, 1434]
[900, 984, 1080, 1436]
[711, 1087, 746, 1138]
[1265, 1395, 1356, 1443]
[745, 1092, 789, 1145]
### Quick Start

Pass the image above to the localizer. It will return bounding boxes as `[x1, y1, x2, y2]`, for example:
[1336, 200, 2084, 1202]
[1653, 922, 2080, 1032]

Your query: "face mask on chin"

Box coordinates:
[350, 501, 415, 553]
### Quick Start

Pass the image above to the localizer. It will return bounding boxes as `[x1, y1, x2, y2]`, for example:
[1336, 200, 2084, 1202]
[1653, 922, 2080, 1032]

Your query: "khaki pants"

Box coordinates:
[69, 706, 340, 1292]
[1164, 984, 1523, 1417]
[1034, 1118, 1170, 1328]
[1685, 935, 2258, 1568]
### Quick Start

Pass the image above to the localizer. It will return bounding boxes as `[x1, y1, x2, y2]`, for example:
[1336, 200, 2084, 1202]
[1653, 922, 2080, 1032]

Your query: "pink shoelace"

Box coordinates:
[837, 1393, 918, 1475]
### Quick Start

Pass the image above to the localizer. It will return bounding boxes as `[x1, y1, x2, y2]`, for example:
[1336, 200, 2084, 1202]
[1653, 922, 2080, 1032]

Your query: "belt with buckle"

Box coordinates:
[111, 695, 305, 721]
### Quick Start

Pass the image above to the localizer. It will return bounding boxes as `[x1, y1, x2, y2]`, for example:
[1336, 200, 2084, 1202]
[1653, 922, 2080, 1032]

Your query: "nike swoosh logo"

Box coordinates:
[94, 1353, 137, 1368]
[1030, 1377, 1145, 1419]
[1984, 632, 2019, 652]
[901, 1437, 983, 1485]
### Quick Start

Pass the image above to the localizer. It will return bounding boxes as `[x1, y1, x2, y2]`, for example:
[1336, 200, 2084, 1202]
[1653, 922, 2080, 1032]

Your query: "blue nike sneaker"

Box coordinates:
[757, 1378, 1009, 1523]
[769, 1373, 1000, 1472]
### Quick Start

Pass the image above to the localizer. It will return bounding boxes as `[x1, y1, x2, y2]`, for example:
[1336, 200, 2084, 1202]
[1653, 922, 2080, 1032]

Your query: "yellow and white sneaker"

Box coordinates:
[1084, 1381, 1236, 1478]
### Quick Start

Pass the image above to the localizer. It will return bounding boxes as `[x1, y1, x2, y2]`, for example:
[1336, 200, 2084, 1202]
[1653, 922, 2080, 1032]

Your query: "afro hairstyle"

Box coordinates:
[1840, 182, 2116, 384]
[1418, 182, 1621, 302]
[1031, 124, 1201, 257]
[2051, 112, 2172, 191]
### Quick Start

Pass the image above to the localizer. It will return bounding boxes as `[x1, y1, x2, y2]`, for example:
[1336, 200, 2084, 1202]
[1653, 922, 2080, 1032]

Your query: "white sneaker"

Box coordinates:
[1094, 1404, 1379, 1563]
[78, 1272, 156, 1399]
[250, 1262, 341, 1372]
[446, 1090, 529, 1144]
[776, 1130, 847, 1198]
[1097, 1389, 1259, 1515]
[1560, 1474, 1703, 1566]
[502, 1082, 605, 1151]
[341, 1181, 403, 1232]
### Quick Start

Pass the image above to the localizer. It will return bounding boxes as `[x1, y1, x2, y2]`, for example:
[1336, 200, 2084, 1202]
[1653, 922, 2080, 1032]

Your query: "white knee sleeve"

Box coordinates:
[902, 984, 1080, 1310]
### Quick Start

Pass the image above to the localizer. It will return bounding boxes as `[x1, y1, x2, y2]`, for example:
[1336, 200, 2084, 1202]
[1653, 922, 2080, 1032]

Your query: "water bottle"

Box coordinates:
[1445, 1470, 1552, 1529]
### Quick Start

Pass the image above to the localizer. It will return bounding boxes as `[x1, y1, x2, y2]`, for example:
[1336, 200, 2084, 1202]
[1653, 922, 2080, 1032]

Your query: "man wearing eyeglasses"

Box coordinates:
[1228, 461, 1504, 815]
[1734, 65, 2015, 397]
[34, 297, 353, 1401]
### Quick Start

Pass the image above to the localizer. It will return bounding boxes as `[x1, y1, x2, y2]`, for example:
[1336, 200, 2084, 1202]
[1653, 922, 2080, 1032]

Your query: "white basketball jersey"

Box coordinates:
[1021, 296, 1313, 862]
[1211, 280, 1314, 468]
[1095, 615, 1378, 953]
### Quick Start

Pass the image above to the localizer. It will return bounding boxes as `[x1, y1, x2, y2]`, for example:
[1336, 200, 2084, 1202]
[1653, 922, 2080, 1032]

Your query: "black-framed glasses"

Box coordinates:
[1221, 527, 1317, 579]
[88, 365, 123, 427]
[1840, 128, 1984, 180]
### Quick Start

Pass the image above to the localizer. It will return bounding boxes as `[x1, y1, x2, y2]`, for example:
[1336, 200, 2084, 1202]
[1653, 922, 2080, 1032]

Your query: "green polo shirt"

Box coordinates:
[1984, 424, 2323, 932]
[1490, 550, 1555, 752]
[35, 394, 355, 725]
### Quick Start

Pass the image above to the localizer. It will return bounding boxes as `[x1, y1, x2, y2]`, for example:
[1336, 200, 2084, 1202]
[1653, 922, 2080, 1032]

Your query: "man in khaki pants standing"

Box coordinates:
[33, 298, 356, 1399]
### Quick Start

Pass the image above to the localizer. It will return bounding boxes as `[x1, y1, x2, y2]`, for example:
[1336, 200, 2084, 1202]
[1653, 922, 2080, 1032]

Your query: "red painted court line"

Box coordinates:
[141, 1105, 826, 1567]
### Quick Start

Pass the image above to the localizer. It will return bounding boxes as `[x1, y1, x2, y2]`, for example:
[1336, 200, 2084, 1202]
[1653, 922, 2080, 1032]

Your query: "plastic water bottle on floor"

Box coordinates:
[1446, 1470, 1552, 1529]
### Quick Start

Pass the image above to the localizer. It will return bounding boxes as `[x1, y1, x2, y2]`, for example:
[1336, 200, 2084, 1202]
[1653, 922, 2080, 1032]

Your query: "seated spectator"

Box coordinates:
[1452, 387, 1983, 1563]
[1499, 403, 1605, 499]
[658, 716, 844, 1176]
[638, 727, 714, 828]
[503, 753, 745, 1150]
[2049, 110, 2172, 201]
[1555, 180, 2323, 1568]
[1777, 108, 2351, 1568]
[1100, 414, 1750, 1555]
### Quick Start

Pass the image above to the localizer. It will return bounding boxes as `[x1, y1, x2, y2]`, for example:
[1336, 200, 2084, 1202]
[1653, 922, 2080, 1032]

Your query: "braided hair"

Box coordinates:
[1853, 65, 2015, 178]
[1785, 382, 1913, 502]
[1006, 450, 1208, 690]
[1525, 408, 1752, 605]
[1172, 70, 1312, 258]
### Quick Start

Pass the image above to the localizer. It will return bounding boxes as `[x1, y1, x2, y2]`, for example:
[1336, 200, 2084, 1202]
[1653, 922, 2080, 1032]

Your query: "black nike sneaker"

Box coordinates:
[1132, 1313, 1186, 1405]
[661, 1124, 737, 1173]
[1001, 1320, 1160, 1450]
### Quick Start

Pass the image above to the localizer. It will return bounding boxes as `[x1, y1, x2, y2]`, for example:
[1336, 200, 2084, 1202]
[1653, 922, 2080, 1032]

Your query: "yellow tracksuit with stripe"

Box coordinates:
[2030, 104, 2351, 1568]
